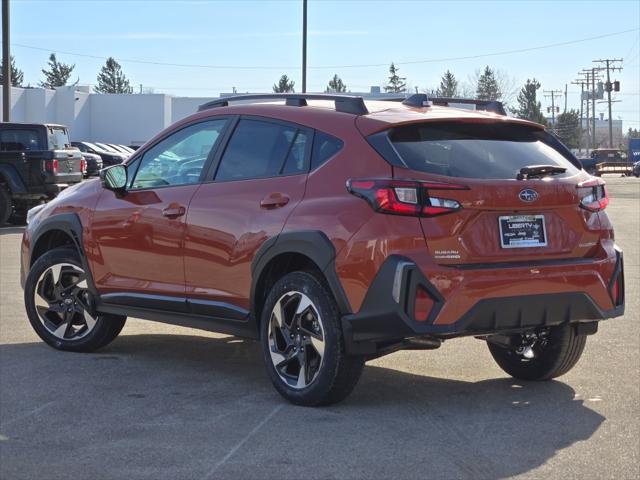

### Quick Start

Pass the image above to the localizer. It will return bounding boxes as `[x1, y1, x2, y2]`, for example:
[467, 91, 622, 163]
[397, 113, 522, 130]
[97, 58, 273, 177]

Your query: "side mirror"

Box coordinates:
[100, 164, 128, 192]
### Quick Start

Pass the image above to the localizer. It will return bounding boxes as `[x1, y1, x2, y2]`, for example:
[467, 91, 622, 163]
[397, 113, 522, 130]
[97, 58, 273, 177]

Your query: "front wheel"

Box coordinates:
[487, 324, 587, 381]
[260, 271, 364, 406]
[24, 248, 127, 352]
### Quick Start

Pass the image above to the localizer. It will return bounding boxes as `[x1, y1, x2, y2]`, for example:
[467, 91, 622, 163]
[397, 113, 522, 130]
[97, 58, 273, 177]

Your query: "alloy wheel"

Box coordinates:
[267, 291, 325, 389]
[33, 263, 97, 341]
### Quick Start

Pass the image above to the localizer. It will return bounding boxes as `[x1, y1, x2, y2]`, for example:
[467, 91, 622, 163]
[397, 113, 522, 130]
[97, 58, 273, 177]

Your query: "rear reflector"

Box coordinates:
[347, 178, 468, 217]
[414, 286, 435, 322]
[578, 178, 608, 212]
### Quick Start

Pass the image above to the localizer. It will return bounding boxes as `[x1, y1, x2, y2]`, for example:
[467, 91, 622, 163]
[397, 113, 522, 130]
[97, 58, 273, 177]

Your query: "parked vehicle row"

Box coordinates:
[19, 93, 624, 406]
[71, 141, 130, 172]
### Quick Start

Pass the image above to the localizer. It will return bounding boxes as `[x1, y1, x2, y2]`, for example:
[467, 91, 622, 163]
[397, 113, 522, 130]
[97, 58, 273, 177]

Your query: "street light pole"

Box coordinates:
[302, 0, 307, 93]
[2, 0, 10, 121]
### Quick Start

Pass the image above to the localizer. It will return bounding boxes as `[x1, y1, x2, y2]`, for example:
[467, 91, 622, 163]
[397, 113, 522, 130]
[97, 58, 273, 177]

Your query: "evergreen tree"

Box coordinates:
[384, 63, 406, 93]
[40, 53, 75, 89]
[513, 78, 546, 124]
[326, 74, 346, 93]
[436, 70, 458, 97]
[554, 110, 581, 149]
[0, 55, 24, 87]
[94, 57, 133, 94]
[273, 74, 295, 93]
[475, 66, 501, 101]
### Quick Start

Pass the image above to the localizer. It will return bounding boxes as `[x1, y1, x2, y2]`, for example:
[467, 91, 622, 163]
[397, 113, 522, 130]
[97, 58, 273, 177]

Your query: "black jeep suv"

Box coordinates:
[0, 123, 83, 224]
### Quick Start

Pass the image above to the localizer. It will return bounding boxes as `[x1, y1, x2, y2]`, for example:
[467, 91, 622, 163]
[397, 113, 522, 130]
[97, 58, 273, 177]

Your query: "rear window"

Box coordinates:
[388, 123, 580, 179]
[47, 127, 70, 150]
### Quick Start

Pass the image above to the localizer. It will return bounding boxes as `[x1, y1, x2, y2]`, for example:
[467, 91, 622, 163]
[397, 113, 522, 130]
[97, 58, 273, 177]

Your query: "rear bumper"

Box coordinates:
[342, 249, 625, 355]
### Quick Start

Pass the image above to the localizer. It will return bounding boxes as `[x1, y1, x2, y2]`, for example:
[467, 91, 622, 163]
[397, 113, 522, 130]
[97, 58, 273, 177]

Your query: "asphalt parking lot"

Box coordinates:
[0, 176, 638, 480]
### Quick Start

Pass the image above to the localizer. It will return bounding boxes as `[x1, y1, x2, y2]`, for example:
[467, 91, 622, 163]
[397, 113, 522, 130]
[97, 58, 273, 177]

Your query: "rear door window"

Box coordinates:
[311, 132, 343, 170]
[0, 129, 42, 151]
[215, 119, 309, 181]
[388, 123, 580, 179]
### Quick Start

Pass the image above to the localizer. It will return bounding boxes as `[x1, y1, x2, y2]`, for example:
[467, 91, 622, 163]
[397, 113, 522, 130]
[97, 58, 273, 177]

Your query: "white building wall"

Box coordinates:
[90, 93, 170, 146]
[171, 97, 211, 123]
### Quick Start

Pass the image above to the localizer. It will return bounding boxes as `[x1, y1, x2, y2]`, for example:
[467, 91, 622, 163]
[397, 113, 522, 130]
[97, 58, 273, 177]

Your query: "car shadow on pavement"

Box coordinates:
[0, 333, 605, 480]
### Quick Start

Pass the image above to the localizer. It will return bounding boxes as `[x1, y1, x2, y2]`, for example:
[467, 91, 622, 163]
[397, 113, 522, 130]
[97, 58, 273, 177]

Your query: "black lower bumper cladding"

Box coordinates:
[342, 254, 624, 355]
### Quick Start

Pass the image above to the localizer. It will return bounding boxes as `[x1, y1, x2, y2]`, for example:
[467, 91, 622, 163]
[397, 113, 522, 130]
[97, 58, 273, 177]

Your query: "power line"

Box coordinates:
[4, 27, 638, 71]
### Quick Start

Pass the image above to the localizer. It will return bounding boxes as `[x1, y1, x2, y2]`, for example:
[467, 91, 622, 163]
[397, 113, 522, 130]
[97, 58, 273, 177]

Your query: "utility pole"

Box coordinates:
[2, 0, 10, 121]
[590, 68, 597, 150]
[564, 83, 568, 113]
[581, 68, 599, 150]
[593, 58, 623, 148]
[301, 0, 307, 93]
[544, 90, 563, 129]
[572, 78, 588, 153]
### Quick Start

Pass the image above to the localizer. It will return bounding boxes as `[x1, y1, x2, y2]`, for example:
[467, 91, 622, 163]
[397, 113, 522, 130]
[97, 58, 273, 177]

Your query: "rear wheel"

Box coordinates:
[24, 248, 126, 352]
[260, 271, 364, 406]
[0, 185, 12, 225]
[487, 324, 587, 381]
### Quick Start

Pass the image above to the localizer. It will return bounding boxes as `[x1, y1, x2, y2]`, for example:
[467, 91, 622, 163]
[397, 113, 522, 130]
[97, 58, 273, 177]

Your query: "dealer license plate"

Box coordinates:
[498, 215, 547, 248]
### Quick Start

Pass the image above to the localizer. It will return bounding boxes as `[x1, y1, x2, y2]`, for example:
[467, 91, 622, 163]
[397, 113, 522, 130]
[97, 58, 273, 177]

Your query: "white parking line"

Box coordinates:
[204, 404, 283, 479]
[1, 401, 54, 428]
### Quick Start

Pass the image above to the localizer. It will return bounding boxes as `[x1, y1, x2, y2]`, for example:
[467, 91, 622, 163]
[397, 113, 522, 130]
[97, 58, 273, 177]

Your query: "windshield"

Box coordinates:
[47, 127, 70, 150]
[389, 122, 581, 179]
[84, 142, 106, 152]
[95, 142, 118, 152]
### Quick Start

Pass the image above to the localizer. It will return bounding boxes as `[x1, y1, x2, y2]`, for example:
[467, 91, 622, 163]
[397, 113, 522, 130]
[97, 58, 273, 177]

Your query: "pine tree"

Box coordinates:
[95, 57, 133, 94]
[0, 55, 24, 87]
[513, 78, 546, 124]
[436, 70, 458, 97]
[384, 63, 406, 93]
[326, 74, 346, 93]
[40, 53, 75, 89]
[475, 66, 501, 101]
[273, 74, 295, 93]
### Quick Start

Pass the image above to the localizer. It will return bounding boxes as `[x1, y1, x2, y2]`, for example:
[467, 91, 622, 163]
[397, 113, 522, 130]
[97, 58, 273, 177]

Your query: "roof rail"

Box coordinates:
[197, 93, 369, 115]
[387, 94, 507, 116]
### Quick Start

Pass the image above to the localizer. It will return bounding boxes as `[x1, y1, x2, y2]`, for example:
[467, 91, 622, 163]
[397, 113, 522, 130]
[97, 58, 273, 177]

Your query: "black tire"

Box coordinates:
[487, 325, 587, 381]
[24, 247, 126, 352]
[260, 271, 364, 406]
[0, 185, 12, 225]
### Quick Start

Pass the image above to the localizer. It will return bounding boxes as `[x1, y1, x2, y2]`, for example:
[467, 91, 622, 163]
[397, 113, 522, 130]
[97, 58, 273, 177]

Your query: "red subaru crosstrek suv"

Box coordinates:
[21, 94, 625, 405]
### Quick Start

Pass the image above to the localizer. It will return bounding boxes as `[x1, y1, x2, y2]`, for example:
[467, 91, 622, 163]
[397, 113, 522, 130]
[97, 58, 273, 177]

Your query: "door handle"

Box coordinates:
[162, 205, 186, 219]
[260, 192, 290, 209]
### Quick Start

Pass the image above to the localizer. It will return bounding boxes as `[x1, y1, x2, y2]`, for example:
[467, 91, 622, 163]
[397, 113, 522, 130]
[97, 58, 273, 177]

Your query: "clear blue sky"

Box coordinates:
[6, 0, 640, 129]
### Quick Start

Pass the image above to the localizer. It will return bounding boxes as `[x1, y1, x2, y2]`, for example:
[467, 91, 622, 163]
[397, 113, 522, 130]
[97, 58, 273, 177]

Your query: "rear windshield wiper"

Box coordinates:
[517, 165, 567, 180]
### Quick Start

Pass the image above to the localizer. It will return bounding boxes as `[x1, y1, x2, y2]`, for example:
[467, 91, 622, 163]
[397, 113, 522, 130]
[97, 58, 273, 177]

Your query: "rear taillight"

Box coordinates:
[346, 179, 468, 217]
[44, 159, 59, 174]
[80, 158, 87, 174]
[578, 178, 608, 212]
